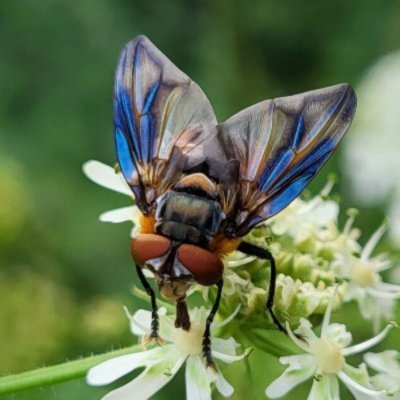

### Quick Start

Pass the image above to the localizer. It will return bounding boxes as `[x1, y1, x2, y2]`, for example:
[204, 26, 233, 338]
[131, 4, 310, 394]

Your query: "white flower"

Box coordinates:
[267, 182, 361, 281]
[82, 160, 141, 236]
[269, 179, 339, 242]
[332, 223, 400, 331]
[364, 350, 400, 396]
[265, 288, 394, 400]
[343, 50, 400, 247]
[274, 276, 344, 323]
[87, 307, 248, 400]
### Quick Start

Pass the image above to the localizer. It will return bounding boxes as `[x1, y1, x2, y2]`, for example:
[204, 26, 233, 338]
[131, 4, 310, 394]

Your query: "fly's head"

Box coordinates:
[131, 234, 224, 301]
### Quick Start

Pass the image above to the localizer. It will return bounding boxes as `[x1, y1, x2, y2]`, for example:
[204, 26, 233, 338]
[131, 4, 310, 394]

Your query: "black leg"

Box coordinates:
[175, 299, 191, 331]
[135, 264, 160, 340]
[202, 279, 223, 368]
[237, 241, 287, 334]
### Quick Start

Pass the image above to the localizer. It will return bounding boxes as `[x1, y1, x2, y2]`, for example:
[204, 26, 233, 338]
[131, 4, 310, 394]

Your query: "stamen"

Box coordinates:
[321, 285, 340, 338]
[343, 209, 359, 235]
[361, 223, 388, 261]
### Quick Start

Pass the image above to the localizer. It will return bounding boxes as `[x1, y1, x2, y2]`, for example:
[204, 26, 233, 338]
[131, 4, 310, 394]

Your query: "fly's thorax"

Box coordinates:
[133, 173, 226, 293]
[174, 173, 219, 197]
[154, 174, 225, 245]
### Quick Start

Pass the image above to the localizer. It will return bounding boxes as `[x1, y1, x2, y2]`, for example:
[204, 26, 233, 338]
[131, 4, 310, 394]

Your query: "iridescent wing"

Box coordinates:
[114, 35, 217, 214]
[216, 84, 356, 236]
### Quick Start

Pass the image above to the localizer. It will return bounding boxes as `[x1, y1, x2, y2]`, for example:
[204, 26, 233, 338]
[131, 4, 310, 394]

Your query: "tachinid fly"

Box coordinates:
[114, 35, 356, 366]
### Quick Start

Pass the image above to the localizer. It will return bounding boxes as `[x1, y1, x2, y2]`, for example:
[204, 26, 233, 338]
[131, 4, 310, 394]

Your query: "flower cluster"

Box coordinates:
[266, 287, 395, 399]
[83, 160, 400, 400]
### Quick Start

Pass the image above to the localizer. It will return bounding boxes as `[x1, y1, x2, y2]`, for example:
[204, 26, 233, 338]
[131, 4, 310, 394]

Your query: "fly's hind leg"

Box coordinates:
[135, 264, 164, 345]
[202, 279, 224, 369]
[237, 241, 287, 334]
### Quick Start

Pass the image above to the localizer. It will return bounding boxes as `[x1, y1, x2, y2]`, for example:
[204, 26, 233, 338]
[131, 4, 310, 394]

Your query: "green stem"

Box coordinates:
[0, 345, 141, 395]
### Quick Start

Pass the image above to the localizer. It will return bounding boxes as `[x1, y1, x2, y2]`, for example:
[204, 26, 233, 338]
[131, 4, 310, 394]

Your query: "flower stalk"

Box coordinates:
[0, 345, 140, 395]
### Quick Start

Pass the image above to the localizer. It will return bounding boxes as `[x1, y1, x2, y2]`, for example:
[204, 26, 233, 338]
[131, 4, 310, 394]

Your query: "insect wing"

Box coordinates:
[114, 35, 217, 213]
[217, 83, 356, 236]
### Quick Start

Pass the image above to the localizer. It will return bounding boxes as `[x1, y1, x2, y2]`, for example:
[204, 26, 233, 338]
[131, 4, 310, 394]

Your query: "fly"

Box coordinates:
[113, 35, 357, 367]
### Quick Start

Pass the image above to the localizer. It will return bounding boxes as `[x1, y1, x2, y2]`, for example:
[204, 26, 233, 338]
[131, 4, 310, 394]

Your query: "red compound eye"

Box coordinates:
[131, 234, 172, 266]
[177, 244, 223, 286]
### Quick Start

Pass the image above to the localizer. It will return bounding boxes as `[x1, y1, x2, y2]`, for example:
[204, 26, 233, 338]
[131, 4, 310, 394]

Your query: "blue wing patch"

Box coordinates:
[217, 83, 356, 236]
[113, 35, 217, 213]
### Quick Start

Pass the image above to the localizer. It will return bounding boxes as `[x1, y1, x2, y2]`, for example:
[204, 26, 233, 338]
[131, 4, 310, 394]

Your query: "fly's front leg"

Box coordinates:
[203, 279, 223, 369]
[175, 299, 191, 331]
[135, 264, 163, 344]
[237, 241, 287, 334]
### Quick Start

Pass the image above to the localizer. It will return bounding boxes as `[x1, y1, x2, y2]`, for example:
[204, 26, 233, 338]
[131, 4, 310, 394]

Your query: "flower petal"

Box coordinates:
[102, 351, 185, 400]
[126, 307, 173, 341]
[83, 160, 132, 195]
[99, 206, 137, 223]
[367, 283, 400, 299]
[364, 350, 400, 376]
[338, 371, 387, 399]
[265, 354, 315, 398]
[87, 347, 165, 386]
[185, 356, 212, 400]
[143, 269, 155, 278]
[129, 309, 152, 336]
[343, 323, 394, 356]
[361, 224, 387, 262]
[158, 313, 176, 342]
[213, 370, 234, 398]
[212, 305, 241, 330]
[371, 373, 400, 392]
[212, 348, 249, 364]
[226, 255, 256, 268]
[307, 375, 339, 400]
[286, 322, 310, 352]
[211, 337, 238, 357]
[295, 318, 318, 346]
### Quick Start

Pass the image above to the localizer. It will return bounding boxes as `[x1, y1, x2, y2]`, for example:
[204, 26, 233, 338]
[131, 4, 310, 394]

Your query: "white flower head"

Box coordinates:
[87, 306, 248, 400]
[332, 223, 400, 331]
[266, 288, 394, 400]
[269, 178, 339, 242]
[274, 276, 345, 324]
[267, 182, 361, 285]
[364, 350, 400, 396]
[82, 160, 141, 236]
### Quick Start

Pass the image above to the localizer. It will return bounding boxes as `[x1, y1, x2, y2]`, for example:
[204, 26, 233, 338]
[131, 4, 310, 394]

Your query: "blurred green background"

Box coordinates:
[1, 1, 399, 399]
